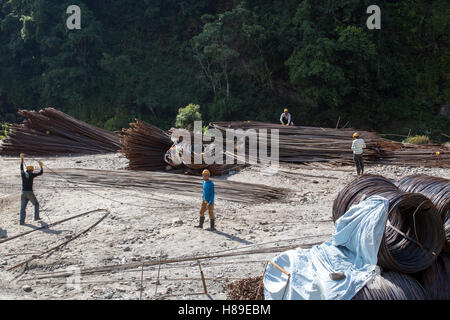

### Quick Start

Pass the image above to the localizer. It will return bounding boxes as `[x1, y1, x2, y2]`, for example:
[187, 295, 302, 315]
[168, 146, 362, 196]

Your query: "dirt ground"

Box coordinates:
[0, 152, 448, 300]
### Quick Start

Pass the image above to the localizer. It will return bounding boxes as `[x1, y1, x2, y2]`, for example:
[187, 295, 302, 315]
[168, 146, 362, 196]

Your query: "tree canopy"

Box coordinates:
[0, 0, 448, 141]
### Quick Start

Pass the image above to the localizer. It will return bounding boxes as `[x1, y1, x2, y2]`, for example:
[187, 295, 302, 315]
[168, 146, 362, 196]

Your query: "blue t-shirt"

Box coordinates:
[202, 180, 215, 204]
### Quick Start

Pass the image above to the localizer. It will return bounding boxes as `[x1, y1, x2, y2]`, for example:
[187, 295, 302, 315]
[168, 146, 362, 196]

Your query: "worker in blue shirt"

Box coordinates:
[195, 169, 216, 231]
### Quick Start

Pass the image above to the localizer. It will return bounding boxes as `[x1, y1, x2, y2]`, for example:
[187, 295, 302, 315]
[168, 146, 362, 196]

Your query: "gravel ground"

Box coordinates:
[0, 152, 448, 300]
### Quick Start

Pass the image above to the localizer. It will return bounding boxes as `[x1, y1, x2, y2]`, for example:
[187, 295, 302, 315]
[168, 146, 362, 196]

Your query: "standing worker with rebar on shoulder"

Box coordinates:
[195, 169, 216, 231]
[19, 153, 43, 225]
[351, 133, 366, 175]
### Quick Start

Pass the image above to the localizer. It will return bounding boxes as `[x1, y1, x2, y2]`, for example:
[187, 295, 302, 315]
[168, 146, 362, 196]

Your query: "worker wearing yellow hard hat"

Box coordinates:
[195, 169, 216, 231]
[351, 132, 366, 176]
[280, 107, 294, 126]
[19, 153, 44, 225]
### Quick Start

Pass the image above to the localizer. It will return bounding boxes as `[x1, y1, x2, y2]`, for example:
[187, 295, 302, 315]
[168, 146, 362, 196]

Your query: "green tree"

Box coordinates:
[175, 103, 202, 131]
[0, 0, 448, 141]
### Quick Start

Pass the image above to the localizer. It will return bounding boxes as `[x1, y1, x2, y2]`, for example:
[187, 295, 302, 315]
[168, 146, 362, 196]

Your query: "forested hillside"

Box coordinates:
[0, 0, 448, 140]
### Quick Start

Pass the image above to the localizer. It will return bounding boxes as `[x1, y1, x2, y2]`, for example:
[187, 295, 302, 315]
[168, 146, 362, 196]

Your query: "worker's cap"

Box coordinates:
[26, 166, 34, 171]
[284, 108, 288, 112]
[352, 132, 360, 138]
[202, 169, 211, 176]
[436, 151, 441, 156]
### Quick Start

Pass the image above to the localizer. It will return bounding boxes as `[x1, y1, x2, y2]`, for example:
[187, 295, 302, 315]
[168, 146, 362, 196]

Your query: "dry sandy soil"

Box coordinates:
[0, 152, 448, 300]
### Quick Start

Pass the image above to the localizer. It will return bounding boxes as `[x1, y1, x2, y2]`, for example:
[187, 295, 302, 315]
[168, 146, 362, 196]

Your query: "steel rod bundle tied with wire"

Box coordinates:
[210, 121, 450, 168]
[0, 108, 122, 156]
[332, 174, 445, 274]
[397, 174, 450, 252]
[416, 252, 449, 300]
[120, 119, 173, 171]
[121, 120, 244, 175]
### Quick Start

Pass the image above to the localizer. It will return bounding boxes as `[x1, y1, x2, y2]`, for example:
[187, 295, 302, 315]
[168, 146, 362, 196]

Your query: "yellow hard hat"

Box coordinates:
[436, 151, 441, 156]
[284, 108, 288, 113]
[352, 132, 359, 139]
[26, 166, 34, 172]
[202, 169, 211, 176]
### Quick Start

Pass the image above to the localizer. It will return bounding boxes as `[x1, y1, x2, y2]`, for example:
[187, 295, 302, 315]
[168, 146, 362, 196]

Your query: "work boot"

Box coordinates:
[208, 219, 216, 231]
[195, 216, 205, 228]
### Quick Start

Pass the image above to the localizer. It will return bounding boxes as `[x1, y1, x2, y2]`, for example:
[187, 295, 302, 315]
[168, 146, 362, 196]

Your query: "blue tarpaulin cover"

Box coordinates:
[264, 195, 389, 300]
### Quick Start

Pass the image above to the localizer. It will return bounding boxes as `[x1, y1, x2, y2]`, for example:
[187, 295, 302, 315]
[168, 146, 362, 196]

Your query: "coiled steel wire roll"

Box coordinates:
[416, 252, 450, 300]
[397, 174, 450, 253]
[352, 271, 428, 300]
[332, 174, 445, 274]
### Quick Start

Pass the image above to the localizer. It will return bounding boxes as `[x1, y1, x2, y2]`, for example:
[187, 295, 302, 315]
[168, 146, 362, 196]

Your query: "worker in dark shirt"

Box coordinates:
[19, 153, 43, 225]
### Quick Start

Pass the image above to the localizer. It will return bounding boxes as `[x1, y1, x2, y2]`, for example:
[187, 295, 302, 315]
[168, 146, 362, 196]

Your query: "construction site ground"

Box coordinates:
[0, 153, 448, 300]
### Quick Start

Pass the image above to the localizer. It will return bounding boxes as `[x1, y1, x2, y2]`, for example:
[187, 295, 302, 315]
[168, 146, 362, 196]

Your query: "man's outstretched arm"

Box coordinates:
[35, 161, 44, 177]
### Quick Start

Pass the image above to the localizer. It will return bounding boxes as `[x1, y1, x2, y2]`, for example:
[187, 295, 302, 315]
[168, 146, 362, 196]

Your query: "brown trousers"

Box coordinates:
[199, 200, 215, 219]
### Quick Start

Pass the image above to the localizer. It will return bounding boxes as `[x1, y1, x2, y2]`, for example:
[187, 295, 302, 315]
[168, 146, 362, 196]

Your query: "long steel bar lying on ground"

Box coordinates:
[397, 174, 450, 252]
[0, 209, 109, 244]
[19, 241, 322, 281]
[44, 168, 288, 203]
[8, 209, 110, 272]
[332, 174, 445, 274]
[0, 108, 122, 156]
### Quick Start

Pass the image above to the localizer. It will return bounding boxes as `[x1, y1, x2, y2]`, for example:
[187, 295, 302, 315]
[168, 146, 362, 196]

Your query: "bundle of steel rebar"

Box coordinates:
[226, 276, 264, 300]
[373, 146, 449, 168]
[0, 108, 122, 156]
[121, 120, 245, 175]
[397, 174, 450, 252]
[352, 271, 428, 300]
[46, 168, 288, 203]
[211, 121, 382, 165]
[416, 252, 449, 300]
[210, 121, 450, 168]
[120, 120, 173, 171]
[332, 174, 445, 274]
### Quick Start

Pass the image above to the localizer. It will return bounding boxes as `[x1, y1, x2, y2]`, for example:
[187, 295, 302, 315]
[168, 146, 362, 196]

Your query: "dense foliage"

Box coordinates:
[0, 122, 11, 139]
[0, 0, 448, 141]
[175, 103, 202, 130]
